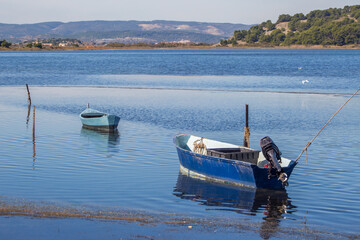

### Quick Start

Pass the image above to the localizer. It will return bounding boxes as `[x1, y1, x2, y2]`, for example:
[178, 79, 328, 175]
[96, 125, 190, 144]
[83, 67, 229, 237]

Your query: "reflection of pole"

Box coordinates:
[26, 103, 31, 125]
[243, 104, 250, 148]
[32, 105, 36, 165]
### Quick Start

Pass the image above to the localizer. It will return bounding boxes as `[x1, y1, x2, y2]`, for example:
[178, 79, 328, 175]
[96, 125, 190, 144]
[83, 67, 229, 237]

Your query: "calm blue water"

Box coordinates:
[0, 49, 359, 239]
[0, 49, 359, 93]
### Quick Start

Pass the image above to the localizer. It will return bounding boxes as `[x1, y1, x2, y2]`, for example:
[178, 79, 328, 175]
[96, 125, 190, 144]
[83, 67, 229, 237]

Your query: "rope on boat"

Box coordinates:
[193, 137, 207, 155]
[295, 87, 360, 162]
[243, 126, 250, 148]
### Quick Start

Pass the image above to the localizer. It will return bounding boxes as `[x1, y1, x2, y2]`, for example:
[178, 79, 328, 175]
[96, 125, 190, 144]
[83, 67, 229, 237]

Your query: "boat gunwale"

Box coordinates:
[176, 144, 253, 168]
[80, 113, 107, 119]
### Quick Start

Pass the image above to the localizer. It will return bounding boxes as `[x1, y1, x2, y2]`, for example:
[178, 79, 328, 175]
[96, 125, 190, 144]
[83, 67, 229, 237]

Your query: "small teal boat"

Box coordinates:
[79, 104, 120, 132]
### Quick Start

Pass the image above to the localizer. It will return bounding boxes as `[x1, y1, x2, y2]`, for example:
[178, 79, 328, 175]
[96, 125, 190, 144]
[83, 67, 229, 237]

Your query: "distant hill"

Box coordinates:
[222, 5, 360, 46]
[0, 20, 252, 44]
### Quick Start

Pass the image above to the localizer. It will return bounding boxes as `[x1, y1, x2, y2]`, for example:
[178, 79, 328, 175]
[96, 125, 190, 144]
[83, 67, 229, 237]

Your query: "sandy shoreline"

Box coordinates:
[1, 44, 360, 51]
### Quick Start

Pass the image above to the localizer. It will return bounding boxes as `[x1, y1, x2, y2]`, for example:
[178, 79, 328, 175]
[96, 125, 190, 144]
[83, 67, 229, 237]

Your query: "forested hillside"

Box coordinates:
[222, 5, 360, 46]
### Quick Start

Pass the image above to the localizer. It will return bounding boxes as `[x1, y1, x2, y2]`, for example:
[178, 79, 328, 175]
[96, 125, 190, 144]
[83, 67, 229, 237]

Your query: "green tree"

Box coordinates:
[231, 38, 238, 46]
[283, 31, 299, 45]
[234, 30, 247, 40]
[33, 43, 43, 49]
[297, 22, 311, 32]
[219, 39, 228, 46]
[0, 40, 11, 48]
[245, 25, 264, 43]
[277, 14, 292, 23]
[259, 33, 271, 43]
[270, 29, 286, 45]
[264, 20, 276, 30]
[107, 42, 125, 48]
[293, 13, 306, 21]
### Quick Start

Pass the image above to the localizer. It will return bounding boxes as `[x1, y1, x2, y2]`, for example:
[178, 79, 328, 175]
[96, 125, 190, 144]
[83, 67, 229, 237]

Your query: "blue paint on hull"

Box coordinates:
[251, 163, 297, 189]
[176, 148, 257, 188]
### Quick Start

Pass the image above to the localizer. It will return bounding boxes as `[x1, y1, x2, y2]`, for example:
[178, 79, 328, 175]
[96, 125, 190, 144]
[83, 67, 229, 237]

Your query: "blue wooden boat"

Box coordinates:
[174, 134, 297, 190]
[79, 105, 120, 132]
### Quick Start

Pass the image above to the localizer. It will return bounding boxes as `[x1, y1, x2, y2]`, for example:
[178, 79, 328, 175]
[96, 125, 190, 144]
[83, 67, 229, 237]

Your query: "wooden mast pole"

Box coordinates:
[243, 104, 250, 148]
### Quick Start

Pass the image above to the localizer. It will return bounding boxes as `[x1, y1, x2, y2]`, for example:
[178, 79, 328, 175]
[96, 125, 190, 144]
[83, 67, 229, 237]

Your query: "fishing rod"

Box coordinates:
[295, 87, 360, 162]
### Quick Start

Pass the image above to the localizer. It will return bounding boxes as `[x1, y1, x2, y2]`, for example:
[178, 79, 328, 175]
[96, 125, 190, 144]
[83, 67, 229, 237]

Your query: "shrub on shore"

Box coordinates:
[0, 40, 11, 48]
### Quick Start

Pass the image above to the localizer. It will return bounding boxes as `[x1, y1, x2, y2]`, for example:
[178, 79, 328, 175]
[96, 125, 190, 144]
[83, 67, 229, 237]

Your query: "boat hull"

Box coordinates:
[79, 108, 120, 132]
[80, 114, 120, 131]
[174, 135, 297, 190]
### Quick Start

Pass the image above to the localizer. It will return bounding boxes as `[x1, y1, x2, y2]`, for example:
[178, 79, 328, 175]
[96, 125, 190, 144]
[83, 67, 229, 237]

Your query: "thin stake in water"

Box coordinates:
[26, 84, 31, 105]
[26, 84, 32, 125]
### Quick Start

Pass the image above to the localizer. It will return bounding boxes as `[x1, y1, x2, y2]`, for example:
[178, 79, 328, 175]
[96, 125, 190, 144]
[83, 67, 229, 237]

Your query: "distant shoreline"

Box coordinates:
[1, 44, 360, 51]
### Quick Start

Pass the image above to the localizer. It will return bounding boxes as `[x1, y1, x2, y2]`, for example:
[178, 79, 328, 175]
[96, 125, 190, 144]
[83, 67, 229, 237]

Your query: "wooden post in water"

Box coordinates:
[26, 84, 32, 125]
[243, 104, 250, 148]
[26, 84, 31, 105]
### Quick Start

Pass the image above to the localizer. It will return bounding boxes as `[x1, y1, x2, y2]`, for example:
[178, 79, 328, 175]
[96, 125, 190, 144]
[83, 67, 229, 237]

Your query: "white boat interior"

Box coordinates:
[176, 134, 292, 168]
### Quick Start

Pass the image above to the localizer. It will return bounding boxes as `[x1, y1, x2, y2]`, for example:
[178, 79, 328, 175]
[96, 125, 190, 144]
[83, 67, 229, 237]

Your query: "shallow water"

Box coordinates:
[0, 49, 359, 238]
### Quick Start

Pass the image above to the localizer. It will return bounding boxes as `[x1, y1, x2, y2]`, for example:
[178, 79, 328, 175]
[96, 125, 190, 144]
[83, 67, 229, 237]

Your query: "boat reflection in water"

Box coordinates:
[80, 127, 120, 153]
[173, 172, 296, 239]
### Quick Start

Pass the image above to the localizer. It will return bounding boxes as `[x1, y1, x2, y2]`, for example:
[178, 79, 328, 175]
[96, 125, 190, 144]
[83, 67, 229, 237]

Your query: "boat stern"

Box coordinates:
[251, 160, 297, 190]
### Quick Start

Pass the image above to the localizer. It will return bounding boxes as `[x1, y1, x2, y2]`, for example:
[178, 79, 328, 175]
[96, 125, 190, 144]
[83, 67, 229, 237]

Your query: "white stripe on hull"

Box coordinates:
[179, 164, 256, 189]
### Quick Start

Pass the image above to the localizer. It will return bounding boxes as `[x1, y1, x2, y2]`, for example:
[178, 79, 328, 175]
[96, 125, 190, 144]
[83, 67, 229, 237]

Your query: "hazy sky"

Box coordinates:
[1, 0, 359, 24]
